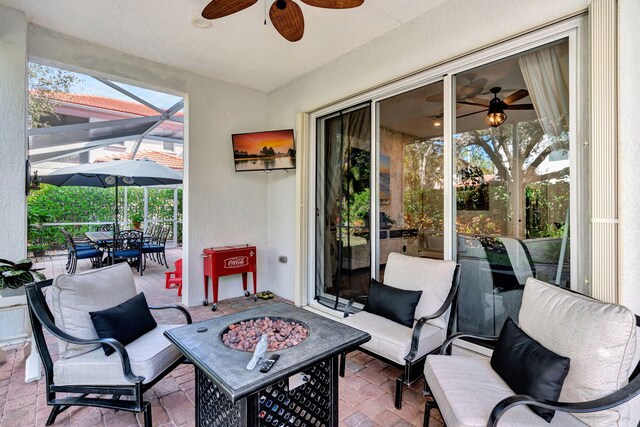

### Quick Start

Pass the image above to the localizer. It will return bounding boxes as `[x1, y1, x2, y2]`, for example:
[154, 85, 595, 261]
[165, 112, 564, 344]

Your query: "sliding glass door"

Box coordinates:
[377, 81, 445, 281]
[312, 32, 581, 330]
[454, 40, 571, 335]
[315, 104, 371, 307]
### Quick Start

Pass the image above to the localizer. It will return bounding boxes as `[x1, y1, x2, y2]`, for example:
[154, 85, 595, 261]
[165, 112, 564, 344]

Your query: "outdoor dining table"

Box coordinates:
[85, 231, 114, 266]
[85, 231, 114, 243]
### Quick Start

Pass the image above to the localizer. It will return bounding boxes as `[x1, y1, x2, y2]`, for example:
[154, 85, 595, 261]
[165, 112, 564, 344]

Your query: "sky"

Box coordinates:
[36, 63, 183, 111]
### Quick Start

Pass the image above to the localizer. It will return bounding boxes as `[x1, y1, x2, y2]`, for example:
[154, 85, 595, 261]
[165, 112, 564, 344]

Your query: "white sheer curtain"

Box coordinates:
[518, 43, 569, 137]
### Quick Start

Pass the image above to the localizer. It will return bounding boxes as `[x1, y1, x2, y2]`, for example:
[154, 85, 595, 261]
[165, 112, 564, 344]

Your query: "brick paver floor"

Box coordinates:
[0, 249, 444, 426]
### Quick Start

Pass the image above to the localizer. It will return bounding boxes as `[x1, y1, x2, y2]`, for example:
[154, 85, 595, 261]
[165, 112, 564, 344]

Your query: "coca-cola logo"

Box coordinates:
[224, 256, 249, 268]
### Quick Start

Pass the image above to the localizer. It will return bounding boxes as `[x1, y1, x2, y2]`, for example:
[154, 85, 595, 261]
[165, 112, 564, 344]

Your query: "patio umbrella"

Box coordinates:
[40, 159, 182, 230]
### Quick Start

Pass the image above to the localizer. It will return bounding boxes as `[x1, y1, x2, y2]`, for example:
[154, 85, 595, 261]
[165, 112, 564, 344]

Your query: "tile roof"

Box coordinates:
[49, 92, 183, 117]
[94, 150, 183, 170]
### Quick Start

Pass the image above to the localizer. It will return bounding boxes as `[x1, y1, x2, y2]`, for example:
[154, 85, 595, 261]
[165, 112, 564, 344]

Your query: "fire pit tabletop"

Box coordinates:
[164, 302, 370, 402]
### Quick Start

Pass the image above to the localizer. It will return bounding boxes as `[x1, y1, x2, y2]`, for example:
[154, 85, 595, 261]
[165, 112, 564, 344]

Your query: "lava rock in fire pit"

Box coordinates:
[222, 317, 309, 352]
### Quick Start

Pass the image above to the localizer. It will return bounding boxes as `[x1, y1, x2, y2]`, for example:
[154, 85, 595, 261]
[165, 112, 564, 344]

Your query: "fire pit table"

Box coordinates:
[164, 302, 370, 427]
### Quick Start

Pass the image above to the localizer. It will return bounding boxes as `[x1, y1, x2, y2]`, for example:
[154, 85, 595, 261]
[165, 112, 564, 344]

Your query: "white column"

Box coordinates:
[0, 6, 28, 261]
[618, 0, 640, 314]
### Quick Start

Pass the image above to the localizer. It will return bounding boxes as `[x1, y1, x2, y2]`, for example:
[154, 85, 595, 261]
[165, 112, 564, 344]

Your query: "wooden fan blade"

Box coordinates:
[457, 109, 488, 119]
[458, 100, 489, 108]
[270, 0, 304, 42]
[426, 93, 444, 103]
[300, 0, 364, 8]
[504, 104, 535, 110]
[202, 0, 257, 19]
[502, 89, 529, 105]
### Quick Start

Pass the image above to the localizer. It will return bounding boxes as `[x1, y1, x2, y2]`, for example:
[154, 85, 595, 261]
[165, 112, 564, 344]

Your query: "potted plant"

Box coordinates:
[28, 244, 46, 259]
[0, 258, 46, 297]
[130, 213, 144, 230]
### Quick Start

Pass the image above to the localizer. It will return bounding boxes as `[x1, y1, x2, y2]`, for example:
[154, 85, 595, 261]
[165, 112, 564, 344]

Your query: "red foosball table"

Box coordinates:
[202, 244, 257, 311]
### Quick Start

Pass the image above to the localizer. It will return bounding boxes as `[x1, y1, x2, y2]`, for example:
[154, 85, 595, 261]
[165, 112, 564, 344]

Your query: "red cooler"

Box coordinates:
[202, 244, 257, 311]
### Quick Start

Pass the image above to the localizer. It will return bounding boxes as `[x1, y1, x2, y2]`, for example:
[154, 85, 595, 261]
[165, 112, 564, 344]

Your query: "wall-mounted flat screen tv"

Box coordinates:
[232, 129, 296, 172]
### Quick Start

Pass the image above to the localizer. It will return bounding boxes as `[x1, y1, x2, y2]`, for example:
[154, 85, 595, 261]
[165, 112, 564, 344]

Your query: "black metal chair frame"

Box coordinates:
[25, 279, 193, 427]
[142, 226, 170, 269]
[112, 230, 144, 275]
[61, 229, 102, 274]
[423, 312, 640, 427]
[96, 224, 114, 232]
[340, 264, 461, 410]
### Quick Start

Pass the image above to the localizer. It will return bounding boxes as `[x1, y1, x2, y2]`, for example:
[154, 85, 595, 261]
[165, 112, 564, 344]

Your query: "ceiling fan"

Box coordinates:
[427, 87, 533, 127]
[202, 0, 365, 42]
[457, 87, 534, 127]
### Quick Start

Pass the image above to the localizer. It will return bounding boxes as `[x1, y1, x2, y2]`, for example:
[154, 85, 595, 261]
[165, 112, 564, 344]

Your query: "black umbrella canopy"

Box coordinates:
[39, 159, 182, 230]
[40, 159, 182, 187]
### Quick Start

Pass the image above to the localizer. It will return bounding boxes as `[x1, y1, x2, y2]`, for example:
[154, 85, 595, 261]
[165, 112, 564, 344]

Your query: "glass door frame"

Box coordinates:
[306, 15, 587, 313]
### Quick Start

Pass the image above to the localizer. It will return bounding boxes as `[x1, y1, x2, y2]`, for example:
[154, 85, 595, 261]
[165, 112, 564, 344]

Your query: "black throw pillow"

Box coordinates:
[363, 278, 423, 327]
[490, 317, 570, 422]
[90, 292, 157, 356]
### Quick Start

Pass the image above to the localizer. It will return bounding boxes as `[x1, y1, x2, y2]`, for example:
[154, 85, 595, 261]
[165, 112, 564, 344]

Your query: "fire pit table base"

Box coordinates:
[196, 357, 337, 427]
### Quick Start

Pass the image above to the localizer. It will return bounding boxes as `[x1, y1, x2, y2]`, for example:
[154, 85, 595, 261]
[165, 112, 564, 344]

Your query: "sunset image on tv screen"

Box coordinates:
[232, 129, 295, 171]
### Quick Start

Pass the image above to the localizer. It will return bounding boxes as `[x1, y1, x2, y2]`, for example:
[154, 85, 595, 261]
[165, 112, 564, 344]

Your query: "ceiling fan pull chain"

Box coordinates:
[264, 0, 267, 25]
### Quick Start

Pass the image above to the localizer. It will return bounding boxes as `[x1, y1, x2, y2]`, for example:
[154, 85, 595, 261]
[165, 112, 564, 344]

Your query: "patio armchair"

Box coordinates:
[142, 226, 170, 268]
[341, 252, 460, 409]
[61, 229, 103, 273]
[423, 277, 640, 427]
[25, 263, 192, 427]
[113, 230, 144, 275]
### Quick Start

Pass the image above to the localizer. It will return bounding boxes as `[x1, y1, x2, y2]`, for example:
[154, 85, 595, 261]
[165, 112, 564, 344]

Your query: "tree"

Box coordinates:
[28, 63, 81, 128]
[456, 118, 570, 237]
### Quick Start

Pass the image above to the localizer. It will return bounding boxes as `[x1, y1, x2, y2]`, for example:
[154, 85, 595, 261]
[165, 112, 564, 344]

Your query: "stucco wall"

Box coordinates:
[618, 0, 640, 314]
[266, 0, 591, 302]
[0, 6, 28, 261]
[27, 24, 269, 307]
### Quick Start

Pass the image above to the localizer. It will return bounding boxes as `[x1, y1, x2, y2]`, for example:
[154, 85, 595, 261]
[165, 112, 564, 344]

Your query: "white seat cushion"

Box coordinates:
[52, 263, 138, 359]
[424, 355, 587, 427]
[343, 311, 445, 365]
[383, 253, 457, 329]
[53, 325, 182, 386]
[519, 278, 637, 426]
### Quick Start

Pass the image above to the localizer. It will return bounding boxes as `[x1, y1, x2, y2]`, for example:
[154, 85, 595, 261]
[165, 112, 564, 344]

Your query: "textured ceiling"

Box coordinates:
[0, 0, 449, 92]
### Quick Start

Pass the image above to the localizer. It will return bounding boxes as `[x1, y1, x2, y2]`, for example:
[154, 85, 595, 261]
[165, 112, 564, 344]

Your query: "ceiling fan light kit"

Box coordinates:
[201, 0, 364, 41]
[484, 88, 508, 127]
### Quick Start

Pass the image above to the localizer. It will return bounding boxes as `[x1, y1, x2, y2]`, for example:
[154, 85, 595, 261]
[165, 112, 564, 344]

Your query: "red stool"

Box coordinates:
[165, 259, 183, 296]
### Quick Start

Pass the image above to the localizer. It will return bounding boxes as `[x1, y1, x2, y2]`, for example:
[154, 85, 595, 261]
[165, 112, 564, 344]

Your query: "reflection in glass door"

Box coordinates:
[315, 104, 371, 307]
[377, 81, 445, 280]
[453, 40, 571, 335]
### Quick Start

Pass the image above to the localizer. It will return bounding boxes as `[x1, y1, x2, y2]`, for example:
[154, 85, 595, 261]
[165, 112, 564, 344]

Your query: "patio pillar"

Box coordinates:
[618, 0, 640, 314]
[0, 5, 28, 261]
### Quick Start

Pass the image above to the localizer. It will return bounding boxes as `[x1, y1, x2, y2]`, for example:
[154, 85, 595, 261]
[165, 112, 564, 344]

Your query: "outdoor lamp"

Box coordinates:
[105, 175, 116, 185]
[484, 94, 507, 127]
[123, 176, 135, 184]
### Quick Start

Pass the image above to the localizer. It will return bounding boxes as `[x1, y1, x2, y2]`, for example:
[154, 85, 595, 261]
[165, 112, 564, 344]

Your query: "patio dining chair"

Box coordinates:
[25, 263, 192, 427]
[341, 252, 460, 409]
[112, 230, 144, 275]
[142, 226, 170, 268]
[61, 229, 103, 274]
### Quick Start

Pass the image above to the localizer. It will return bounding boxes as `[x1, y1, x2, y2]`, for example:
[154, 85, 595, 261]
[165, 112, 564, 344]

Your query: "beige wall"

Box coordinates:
[0, 5, 28, 261]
